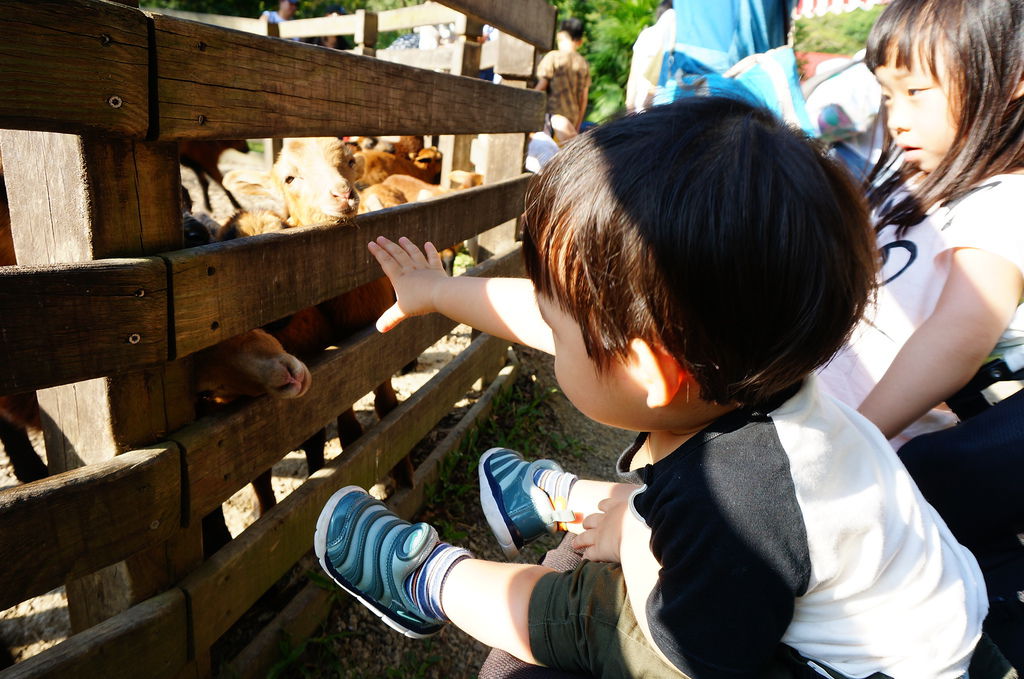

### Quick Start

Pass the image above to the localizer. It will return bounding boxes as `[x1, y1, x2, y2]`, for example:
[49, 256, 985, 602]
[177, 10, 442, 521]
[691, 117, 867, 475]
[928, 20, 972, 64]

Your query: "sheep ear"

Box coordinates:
[222, 169, 279, 199]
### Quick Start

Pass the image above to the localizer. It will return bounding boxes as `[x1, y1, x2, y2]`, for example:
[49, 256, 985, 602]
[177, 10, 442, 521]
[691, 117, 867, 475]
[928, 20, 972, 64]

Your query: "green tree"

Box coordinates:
[549, 0, 662, 123]
[143, 0, 419, 18]
[793, 6, 884, 55]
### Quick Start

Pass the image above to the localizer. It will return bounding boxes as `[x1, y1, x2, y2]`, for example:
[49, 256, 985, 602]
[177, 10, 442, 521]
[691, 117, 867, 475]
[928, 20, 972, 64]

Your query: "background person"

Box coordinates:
[534, 18, 591, 145]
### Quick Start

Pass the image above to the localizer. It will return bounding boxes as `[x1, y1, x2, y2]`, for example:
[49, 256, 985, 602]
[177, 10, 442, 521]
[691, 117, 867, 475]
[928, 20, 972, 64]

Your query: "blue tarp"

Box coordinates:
[655, 0, 814, 134]
[661, 0, 796, 78]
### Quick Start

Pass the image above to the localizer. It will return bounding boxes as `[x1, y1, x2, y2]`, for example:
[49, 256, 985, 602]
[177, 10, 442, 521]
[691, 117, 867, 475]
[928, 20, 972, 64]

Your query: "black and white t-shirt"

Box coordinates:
[617, 378, 986, 678]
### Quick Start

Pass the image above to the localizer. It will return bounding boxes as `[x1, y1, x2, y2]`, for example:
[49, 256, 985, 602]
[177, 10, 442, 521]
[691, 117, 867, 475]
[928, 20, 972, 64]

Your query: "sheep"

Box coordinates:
[358, 183, 408, 214]
[179, 139, 249, 213]
[194, 326, 313, 545]
[390, 135, 425, 158]
[221, 137, 408, 483]
[0, 175, 313, 556]
[224, 137, 364, 226]
[216, 208, 286, 240]
[356, 146, 444, 186]
[194, 328, 311, 402]
[377, 171, 485, 274]
[351, 135, 424, 159]
[380, 169, 483, 203]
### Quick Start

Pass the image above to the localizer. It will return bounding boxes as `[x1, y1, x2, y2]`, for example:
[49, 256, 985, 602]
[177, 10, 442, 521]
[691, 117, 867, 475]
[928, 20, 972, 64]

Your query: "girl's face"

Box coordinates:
[875, 58, 958, 173]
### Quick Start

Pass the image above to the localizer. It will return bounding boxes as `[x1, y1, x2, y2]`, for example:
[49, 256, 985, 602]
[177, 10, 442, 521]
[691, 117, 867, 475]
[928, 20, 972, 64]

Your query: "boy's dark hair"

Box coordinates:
[522, 97, 877, 406]
[865, 0, 1024, 231]
[558, 17, 584, 42]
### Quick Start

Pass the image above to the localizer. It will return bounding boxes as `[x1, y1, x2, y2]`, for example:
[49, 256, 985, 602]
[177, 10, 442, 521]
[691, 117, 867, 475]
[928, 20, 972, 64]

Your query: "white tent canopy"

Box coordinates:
[793, 0, 887, 19]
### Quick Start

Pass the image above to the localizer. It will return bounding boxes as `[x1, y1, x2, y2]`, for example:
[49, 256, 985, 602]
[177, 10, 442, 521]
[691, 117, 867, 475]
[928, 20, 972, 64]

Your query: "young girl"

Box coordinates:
[817, 0, 1024, 444]
[816, 0, 1024, 668]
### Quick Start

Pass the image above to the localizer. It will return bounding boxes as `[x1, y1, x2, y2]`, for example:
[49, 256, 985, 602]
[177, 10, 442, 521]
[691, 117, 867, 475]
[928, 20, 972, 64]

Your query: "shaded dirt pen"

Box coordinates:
[0, 1, 569, 677]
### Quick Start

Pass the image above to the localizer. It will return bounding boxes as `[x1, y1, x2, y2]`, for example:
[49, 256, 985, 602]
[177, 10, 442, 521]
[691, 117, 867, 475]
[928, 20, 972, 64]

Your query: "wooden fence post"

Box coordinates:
[470, 31, 538, 262]
[260, 19, 283, 170]
[352, 9, 378, 56]
[0, 130, 203, 638]
[438, 18, 484, 188]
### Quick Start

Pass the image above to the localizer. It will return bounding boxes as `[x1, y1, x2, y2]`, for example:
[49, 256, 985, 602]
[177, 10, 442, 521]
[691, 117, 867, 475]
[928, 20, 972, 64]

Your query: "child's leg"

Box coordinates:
[441, 559, 551, 664]
[314, 485, 554, 664]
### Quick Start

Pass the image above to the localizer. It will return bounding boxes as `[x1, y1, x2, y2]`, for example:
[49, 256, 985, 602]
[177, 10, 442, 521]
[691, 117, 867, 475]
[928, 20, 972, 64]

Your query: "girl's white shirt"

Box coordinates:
[817, 174, 1024, 446]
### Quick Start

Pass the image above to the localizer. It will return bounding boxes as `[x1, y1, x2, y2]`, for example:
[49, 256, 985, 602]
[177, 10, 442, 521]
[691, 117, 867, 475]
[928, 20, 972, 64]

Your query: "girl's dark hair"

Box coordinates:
[522, 97, 877, 406]
[866, 0, 1024, 230]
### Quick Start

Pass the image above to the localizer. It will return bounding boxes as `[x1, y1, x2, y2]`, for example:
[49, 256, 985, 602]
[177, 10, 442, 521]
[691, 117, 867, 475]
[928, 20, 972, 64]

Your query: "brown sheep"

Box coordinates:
[221, 138, 407, 483]
[378, 171, 484, 274]
[356, 146, 444, 186]
[358, 183, 408, 214]
[217, 209, 287, 240]
[224, 138, 364, 226]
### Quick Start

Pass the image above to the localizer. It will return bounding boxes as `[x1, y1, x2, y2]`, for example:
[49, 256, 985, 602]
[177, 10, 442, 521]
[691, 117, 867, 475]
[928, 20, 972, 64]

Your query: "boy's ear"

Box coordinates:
[627, 338, 688, 408]
[1014, 79, 1024, 100]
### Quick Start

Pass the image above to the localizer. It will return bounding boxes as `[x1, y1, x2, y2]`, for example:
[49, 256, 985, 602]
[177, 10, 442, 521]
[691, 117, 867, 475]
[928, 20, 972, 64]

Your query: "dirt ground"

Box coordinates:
[0, 149, 635, 676]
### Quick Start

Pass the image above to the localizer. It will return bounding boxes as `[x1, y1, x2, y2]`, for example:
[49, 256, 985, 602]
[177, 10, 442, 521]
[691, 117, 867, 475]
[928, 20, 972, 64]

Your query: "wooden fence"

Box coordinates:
[0, 0, 554, 676]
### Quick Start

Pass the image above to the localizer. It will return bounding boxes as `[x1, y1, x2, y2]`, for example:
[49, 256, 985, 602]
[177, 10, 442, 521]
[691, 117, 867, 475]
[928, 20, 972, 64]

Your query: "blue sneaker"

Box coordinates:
[314, 486, 443, 638]
[478, 448, 576, 559]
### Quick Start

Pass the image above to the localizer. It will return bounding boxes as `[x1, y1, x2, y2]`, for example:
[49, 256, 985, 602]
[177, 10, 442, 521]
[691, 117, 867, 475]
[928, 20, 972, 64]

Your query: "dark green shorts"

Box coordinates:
[528, 561, 683, 679]
[527, 562, 1018, 679]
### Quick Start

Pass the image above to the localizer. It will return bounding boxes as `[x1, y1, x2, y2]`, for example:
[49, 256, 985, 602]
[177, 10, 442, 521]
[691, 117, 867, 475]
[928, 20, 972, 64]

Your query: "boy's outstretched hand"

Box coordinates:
[368, 236, 448, 332]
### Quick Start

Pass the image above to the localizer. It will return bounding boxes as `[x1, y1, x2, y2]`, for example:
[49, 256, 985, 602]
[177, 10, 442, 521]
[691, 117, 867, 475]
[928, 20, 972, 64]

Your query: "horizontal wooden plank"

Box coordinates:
[166, 175, 529, 358]
[276, 14, 364, 40]
[220, 577, 333, 679]
[0, 446, 181, 612]
[150, 15, 544, 140]
[376, 2, 464, 32]
[0, 258, 169, 395]
[176, 247, 522, 520]
[222, 346, 519, 679]
[0, 0, 150, 138]
[144, 7, 266, 33]
[181, 329, 512, 652]
[375, 45, 459, 72]
[0, 589, 187, 679]
[436, 0, 555, 50]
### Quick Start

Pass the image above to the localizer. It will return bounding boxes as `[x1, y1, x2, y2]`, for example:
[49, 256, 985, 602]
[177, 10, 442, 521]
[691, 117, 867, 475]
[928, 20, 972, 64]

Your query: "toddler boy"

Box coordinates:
[315, 98, 1001, 678]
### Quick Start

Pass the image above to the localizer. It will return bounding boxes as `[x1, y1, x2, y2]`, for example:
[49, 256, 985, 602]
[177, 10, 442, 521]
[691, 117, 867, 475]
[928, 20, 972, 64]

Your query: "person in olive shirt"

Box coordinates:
[535, 18, 591, 145]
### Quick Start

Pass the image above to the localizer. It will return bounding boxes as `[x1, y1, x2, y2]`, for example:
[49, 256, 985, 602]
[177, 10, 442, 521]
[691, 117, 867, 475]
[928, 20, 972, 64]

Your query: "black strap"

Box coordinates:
[946, 358, 1024, 420]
